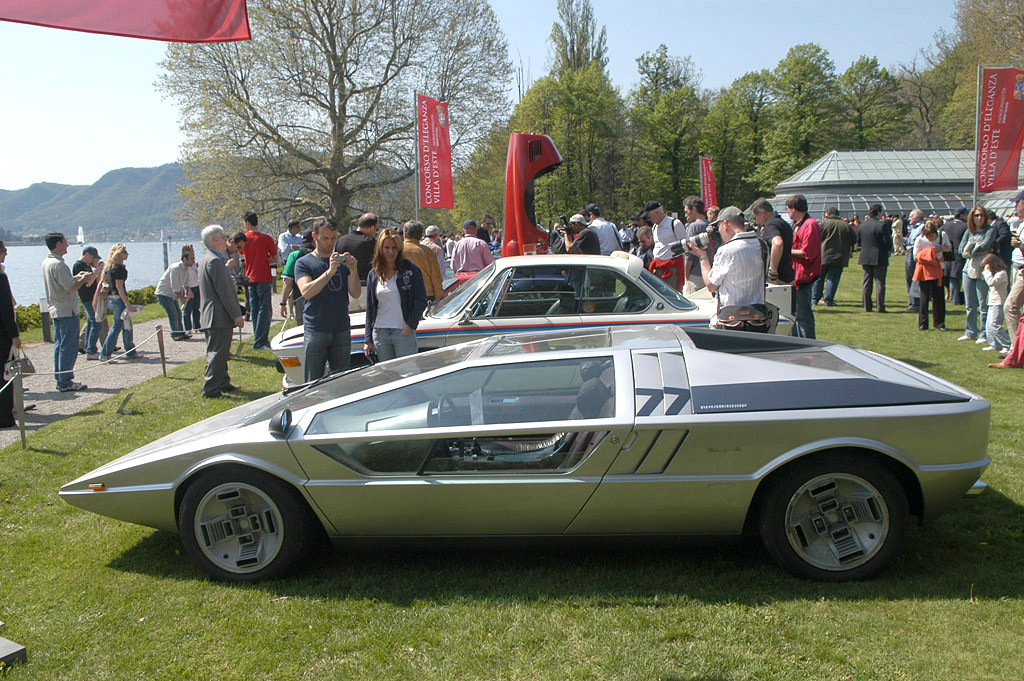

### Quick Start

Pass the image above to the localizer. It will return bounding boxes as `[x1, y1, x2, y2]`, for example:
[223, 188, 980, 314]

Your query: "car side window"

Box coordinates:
[307, 357, 615, 435]
[313, 430, 609, 475]
[579, 268, 651, 315]
[487, 265, 584, 318]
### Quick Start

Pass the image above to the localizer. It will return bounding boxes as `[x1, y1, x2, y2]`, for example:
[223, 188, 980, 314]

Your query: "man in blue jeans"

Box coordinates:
[72, 246, 105, 358]
[240, 212, 277, 350]
[41, 233, 100, 392]
[295, 217, 360, 382]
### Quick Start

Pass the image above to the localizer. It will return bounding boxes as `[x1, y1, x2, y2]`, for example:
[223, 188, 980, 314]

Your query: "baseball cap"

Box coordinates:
[569, 214, 587, 225]
[300, 228, 314, 244]
[711, 206, 744, 226]
[643, 201, 661, 213]
[954, 206, 969, 216]
[462, 219, 478, 229]
[1013, 191, 1024, 203]
[82, 246, 99, 257]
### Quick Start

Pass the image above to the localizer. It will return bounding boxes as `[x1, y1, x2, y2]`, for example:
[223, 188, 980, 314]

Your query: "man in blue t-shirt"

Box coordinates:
[295, 217, 361, 382]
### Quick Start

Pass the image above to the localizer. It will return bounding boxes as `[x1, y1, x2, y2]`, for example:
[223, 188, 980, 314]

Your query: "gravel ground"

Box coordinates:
[0, 313, 276, 450]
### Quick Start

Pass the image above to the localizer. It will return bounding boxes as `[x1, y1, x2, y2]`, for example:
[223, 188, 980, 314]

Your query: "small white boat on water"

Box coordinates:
[76, 226, 85, 244]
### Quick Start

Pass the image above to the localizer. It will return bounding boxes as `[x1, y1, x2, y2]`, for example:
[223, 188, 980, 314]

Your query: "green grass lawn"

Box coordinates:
[1, 259, 1023, 680]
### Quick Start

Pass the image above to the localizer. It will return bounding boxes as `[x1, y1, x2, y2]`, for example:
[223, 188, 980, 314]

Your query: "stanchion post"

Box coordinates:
[14, 366, 26, 449]
[40, 298, 52, 343]
[156, 324, 167, 377]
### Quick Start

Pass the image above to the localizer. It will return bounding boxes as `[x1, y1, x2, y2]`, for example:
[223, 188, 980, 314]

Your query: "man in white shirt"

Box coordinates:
[155, 246, 196, 341]
[644, 200, 687, 290]
[687, 206, 765, 328]
[277, 220, 303, 266]
[583, 203, 622, 255]
[41, 232, 98, 392]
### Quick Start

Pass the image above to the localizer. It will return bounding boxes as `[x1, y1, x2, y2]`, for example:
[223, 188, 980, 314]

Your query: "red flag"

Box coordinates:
[0, 0, 250, 43]
[977, 67, 1024, 193]
[417, 95, 454, 210]
[699, 156, 718, 208]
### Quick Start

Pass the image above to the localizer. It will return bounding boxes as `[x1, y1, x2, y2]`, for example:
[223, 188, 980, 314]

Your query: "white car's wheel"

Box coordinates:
[759, 455, 909, 581]
[179, 467, 318, 581]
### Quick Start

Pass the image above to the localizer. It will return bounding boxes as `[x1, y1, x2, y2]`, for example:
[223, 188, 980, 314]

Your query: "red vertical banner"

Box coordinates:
[417, 94, 454, 209]
[977, 67, 1024, 193]
[699, 156, 718, 208]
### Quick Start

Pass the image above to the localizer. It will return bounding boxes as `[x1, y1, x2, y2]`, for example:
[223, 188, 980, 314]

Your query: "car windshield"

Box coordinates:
[429, 265, 496, 318]
[640, 269, 697, 310]
[280, 340, 488, 413]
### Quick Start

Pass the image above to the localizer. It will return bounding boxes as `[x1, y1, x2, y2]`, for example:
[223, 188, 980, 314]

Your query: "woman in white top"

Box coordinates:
[362, 229, 428, 362]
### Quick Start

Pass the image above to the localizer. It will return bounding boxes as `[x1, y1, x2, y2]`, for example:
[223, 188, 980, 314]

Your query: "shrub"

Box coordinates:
[127, 286, 157, 305]
[15, 286, 156, 333]
[15, 303, 42, 333]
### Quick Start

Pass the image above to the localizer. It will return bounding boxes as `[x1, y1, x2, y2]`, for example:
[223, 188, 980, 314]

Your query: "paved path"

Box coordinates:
[1, 312, 282, 450]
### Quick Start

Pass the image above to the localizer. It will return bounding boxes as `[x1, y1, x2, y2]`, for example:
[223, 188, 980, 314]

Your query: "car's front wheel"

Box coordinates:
[759, 454, 909, 581]
[178, 466, 319, 582]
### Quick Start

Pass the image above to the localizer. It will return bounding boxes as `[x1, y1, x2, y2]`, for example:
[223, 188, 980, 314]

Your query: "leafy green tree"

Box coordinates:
[626, 45, 705, 213]
[699, 70, 774, 208]
[512, 63, 626, 221]
[752, 43, 839, 193]
[548, 0, 607, 75]
[838, 56, 910, 148]
[159, 0, 511, 228]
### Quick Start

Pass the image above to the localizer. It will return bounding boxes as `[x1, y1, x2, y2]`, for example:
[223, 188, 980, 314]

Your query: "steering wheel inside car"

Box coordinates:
[428, 394, 457, 427]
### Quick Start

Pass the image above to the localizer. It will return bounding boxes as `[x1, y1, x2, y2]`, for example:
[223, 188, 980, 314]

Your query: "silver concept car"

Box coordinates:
[61, 325, 990, 582]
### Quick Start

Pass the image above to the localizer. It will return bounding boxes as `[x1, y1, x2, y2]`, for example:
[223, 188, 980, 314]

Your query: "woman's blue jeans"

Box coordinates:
[101, 298, 136, 358]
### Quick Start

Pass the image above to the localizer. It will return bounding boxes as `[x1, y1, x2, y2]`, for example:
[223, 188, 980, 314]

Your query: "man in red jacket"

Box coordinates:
[240, 212, 277, 350]
[786, 195, 822, 339]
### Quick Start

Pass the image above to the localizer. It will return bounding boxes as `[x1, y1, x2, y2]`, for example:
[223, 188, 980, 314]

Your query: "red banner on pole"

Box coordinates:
[977, 67, 1024, 193]
[0, 0, 250, 43]
[417, 94, 454, 210]
[699, 156, 718, 208]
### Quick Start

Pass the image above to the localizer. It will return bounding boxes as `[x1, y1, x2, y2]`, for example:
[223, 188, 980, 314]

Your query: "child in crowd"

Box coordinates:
[981, 254, 1012, 355]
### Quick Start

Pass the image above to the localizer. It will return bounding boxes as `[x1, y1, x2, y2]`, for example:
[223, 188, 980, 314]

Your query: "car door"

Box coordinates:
[444, 264, 585, 345]
[288, 354, 634, 536]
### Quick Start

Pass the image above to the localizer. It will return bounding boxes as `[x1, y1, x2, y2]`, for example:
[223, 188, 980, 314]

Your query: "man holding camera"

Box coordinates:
[562, 214, 601, 255]
[686, 206, 765, 329]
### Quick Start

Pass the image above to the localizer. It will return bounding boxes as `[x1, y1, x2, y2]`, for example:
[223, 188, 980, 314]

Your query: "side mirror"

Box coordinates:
[458, 308, 474, 326]
[269, 409, 292, 437]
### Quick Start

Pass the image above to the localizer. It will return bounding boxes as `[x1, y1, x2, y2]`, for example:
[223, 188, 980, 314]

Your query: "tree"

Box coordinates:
[894, 30, 965, 148]
[548, 0, 607, 75]
[838, 56, 910, 149]
[627, 45, 705, 212]
[699, 69, 773, 208]
[159, 0, 511, 229]
[512, 63, 626, 220]
[752, 43, 839, 193]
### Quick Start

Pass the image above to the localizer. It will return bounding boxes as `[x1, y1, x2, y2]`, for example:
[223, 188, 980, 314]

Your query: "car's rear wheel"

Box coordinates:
[179, 466, 318, 582]
[759, 454, 909, 581]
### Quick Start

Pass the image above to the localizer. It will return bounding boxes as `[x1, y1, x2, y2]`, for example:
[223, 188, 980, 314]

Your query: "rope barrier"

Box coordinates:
[17, 328, 163, 378]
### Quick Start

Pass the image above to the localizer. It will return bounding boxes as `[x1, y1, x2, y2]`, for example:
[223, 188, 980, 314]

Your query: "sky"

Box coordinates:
[0, 0, 957, 192]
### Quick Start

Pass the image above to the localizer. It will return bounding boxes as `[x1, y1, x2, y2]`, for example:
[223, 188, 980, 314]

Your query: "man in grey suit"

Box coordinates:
[858, 204, 893, 313]
[199, 225, 244, 398]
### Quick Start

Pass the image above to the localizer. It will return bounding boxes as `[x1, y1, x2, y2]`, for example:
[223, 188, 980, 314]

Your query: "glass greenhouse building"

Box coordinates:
[768, 149, 1023, 219]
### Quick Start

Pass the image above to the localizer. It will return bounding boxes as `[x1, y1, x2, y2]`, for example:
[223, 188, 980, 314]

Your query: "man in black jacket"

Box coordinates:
[942, 207, 969, 305]
[858, 204, 892, 312]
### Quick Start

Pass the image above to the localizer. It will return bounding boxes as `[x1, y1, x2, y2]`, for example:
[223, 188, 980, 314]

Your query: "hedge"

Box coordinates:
[15, 285, 158, 333]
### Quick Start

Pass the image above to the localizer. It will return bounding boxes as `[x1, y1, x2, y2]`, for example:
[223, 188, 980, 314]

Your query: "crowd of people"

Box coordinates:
[10, 188, 1022, 424]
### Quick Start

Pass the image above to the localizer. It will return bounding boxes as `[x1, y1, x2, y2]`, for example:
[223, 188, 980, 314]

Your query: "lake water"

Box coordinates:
[4, 241, 204, 307]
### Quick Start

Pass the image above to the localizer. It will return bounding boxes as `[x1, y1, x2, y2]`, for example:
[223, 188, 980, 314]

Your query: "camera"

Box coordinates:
[668, 229, 712, 256]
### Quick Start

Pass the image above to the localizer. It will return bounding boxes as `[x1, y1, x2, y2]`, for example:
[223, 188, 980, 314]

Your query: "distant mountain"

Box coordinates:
[0, 164, 192, 239]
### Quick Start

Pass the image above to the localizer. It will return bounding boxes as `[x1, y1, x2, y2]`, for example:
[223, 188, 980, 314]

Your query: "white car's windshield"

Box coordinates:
[640, 269, 697, 310]
[429, 265, 495, 318]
